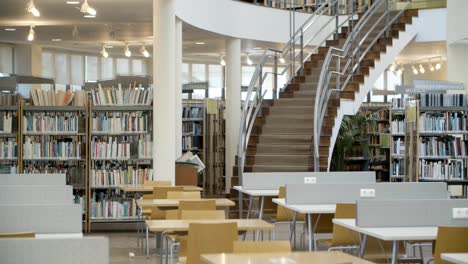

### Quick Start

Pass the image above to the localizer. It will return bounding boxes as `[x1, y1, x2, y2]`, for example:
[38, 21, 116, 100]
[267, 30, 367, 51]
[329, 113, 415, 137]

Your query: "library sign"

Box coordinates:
[395, 80, 465, 94]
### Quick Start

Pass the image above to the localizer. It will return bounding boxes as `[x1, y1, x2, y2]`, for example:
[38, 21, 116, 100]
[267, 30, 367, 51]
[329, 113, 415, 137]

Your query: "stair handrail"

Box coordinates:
[237, 0, 366, 184]
[313, 0, 413, 171]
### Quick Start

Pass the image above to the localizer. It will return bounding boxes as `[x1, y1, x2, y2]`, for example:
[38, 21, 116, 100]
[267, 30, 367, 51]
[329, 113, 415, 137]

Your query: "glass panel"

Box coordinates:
[132, 59, 145, 75]
[262, 66, 273, 99]
[116, 58, 130, 75]
[387, 70, 402, 101]
[70, 55, 84, 86]
[85, 56, 98, 82]
[191, 64, 206, 82]
[54, 53, 69, 85]
[242, 66, 255, 87]
[208, 64, 223, 98]
[41, 51, 54, 78]
[0, 45, 13, 74]
[100, 57, 114, 80]
[182, 63, 190, 83]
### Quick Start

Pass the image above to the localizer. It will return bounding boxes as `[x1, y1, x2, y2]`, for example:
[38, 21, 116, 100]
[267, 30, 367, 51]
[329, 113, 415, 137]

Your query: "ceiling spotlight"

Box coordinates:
[4, 28, 16, 31]
[27, 0, 40, 17]
[220, 55, 225, 66]
[435, 61, 442, 70]
[195, 42, 205, 45]
[279, 55, 286, 64]
[101, 46, 108, 58]
[124, 44, 131, 57]
[397, 65, 404, 74]
[412, 65, 418, 75]
[51, 38, 62, 42]
[246, 54, 253, 65]
[27, 26, 35, 41]
[389, 64, 396, 72]
[81, 0, 97, 16]
[140, 45, 150, 58]
[66, 1, 80, 4]
[429, 64, 435, 71]
[419, 64, 425, 74]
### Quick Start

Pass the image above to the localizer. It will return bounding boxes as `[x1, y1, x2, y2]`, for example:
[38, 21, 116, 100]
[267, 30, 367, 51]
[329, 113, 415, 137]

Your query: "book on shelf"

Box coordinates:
[30, 88, 87, 106]
[182, 135, 203, 150]
[74, 195, 86, 214]
[391, 160, 404, 177]
[392, 138, 405, 155]
[0, 139, 17, 159]
[91, 84, 153, 106]
[419, 112, 468, 132]
[391, 119, 405, 134]
[420, 93, 468, 108]
[0, 94, 18, 106]
[23, 112, 81, 133]
[138, 135, 152, 159]
[419, 136, 468, 158]
[0, 112, 14, 133]
[91, 136, 131, 160]
[90, 166, 153, 187]
[23, 136, 82, 159]
[90, 191, 137, 219]
[92, 112, 148, 134]
[183, 122, 203, 135]
[0, 164, 17, 174]
[182, 106, 203, 119]
[391, 98, 405, 109]
[420, 159, 465, 180]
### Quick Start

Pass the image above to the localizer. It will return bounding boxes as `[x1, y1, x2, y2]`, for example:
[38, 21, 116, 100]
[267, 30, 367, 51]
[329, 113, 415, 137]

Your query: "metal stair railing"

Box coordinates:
[237, 0, 366, 184]
[313, 0, 414, 171]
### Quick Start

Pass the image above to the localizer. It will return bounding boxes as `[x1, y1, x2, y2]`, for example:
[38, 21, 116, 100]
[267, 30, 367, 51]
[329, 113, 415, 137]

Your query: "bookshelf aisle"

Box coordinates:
[0, 94, 19, 174]
[182, 100, 204, 155]
[88, 86, 153, 229]
[390, 97, 407, 181]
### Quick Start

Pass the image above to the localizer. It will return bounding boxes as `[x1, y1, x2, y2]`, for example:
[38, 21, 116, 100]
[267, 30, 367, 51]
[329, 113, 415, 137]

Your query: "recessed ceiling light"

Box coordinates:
[66, 1, 79, 4]
[195, 42, 205, 45]
[51, 38, 62, 42]
[147, 36, 154, 39]
[4, 28, 16, 31]
[253, 47, 263, 50]
[83, 15, 95, 18]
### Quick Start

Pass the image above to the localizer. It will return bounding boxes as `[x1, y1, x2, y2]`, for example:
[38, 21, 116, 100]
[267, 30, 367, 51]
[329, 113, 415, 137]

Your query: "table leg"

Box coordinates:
[307, 213, 313, 251]
[246, 196, 253, 219]
[239, 190, 243, 219]
[391, 240, 398, 264]
[359, 234, 367, 258]
[146, 225, 149, 257]
[289, 211, 297, 249]
[255, 196, 265, 241]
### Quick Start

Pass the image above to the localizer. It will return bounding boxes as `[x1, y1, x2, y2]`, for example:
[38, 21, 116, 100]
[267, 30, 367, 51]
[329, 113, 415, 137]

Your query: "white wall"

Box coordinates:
[413, 8, 446, 42]
[402, 63, 447, 85]
[447, 44, 468, 90]
[447, 0, 468, 44]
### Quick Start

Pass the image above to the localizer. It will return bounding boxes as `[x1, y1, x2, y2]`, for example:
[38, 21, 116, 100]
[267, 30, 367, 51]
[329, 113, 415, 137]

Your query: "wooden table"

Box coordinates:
[201, 251, 374, 264]
[145, 219, 274, 257]
[441, 253, 468, 264]
[120, 185, 203, 193]
[137, 198, 235, 208]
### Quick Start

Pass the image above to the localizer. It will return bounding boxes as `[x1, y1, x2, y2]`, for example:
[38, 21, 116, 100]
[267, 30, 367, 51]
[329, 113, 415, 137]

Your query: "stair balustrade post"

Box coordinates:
[258, 66, 263, 116]
[300, 30, 304, 75]
[334, 0, 339, 40]
[385, 0, 389, 38]
[273, 53, 278, 99]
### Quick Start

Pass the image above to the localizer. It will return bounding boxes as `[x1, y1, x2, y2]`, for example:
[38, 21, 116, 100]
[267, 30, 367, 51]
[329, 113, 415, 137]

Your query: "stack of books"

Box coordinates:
[92, 112, 148, 134]
[420, 94, 468, 108]
[0, 139, 17, 159]
[23, 112, 79, 133]
[0, 112, 13, 133]
[30, 88, 87, 106]
[420, 159, 465, 180]
[23, 136, 82, 159]
[91, 137, 131, 160]
[0, 94, 18, 106]
[90, 85, 153, 106]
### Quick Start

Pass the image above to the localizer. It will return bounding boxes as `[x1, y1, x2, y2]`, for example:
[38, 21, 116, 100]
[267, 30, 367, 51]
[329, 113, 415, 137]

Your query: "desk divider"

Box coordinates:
[356, 199, 468, 227]
[242, 171, 376, 190]
[0, 204, 82, 234]
[0, 237, 109, 264]
[285, 182, 449, 205]
[0, 174, 66, 186]
[0, 186, 73, 205]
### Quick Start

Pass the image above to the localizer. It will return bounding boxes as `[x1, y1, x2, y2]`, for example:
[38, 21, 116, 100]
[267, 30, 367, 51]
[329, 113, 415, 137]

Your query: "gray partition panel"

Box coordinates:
[357, 199, 468, 227]
[243, 171, 375, 190]
[285, 182, 449, 204]
[0, 204, 82, 233]
[0, 186, 73, 205]
[0, 237, 109, 264]
[0, 174, 66, 185]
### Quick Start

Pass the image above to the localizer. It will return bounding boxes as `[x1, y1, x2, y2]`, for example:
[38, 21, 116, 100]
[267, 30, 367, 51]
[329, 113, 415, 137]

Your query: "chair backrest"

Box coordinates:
[232, 241, 291, 253]
[276, 186, 304, 222]
[434, 226, 468, 264]
[179, 200, 217, 211]
[186, 222, 238, 264]
[153, 186, 184, 199]
[180, 210, 226, 220]
[0, 232, 35, 238]
[331, 203, 361, 246]
[165, 210, 179, 220]
[166, 191, 201, 199]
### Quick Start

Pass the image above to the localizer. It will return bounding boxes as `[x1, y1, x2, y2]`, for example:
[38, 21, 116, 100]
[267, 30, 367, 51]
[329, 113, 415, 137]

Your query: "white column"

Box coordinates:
[153, 0, 177, 184]
[175, 18, 183, 158]
[225, 38, 242, 193]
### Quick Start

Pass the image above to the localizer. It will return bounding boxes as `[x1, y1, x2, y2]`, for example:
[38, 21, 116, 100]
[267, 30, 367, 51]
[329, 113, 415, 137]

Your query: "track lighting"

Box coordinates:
[246, 54, 253, 65]
[140, 45, 149, 58]
[389, 64, 396, 72]
[397, 65, 404, 75]
[124, 44, 131, 57]
[220, 55, 225, 66]
[101, 46, 108, 58]
[435, 61, 442, 70]
[27, 0, 40, 17]
[412, 65, 418, 75]
[81, 0, 97, 16]
[429, 64, 435, 71]
[279, 55, 286, 64]
[419, 64, 425, 74]
[27, 26, 35, 41]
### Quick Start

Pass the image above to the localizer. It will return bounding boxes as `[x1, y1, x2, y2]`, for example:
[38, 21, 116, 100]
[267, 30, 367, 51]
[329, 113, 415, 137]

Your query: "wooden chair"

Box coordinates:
[142, 181, 172, 199]
[150, 186, 185, 220]
[166, 191, 201, 199]
[185, 222, 238, 264]
[165, 200, 217, 220]
[0, 232, 35, 238]
[233, 241, 291, 253]
[433, 226, 468, 264]
[180, 210, 225, 220]
[276, 186, 305, 222]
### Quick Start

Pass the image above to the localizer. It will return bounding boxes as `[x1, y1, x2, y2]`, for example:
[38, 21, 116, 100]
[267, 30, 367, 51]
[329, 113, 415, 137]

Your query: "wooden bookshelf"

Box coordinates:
[0, 103, 19, 175]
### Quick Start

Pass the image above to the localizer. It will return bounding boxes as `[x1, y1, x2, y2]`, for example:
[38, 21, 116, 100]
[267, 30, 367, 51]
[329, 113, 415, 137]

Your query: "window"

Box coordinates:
[41, 51, 54, 79]
[54, 53, 69, 85]
[100, 57, 113, 80]
[208, 64, 223, 98]
[70, 55, 84, 86]
[370, 73, 385, 102]
[191, 64, 206, 82]
[85, 56, 98, 82]
[116, 58, 130, 75]
[0, 45, 13, 74]
[386, 70, 402, 101]
[132, 59, 145, 75]
[182, 63, 190, 84]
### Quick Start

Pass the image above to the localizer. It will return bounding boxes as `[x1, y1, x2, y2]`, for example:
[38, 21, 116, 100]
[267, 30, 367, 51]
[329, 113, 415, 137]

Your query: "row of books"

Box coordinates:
[420, 159, 466, 180]
[138, 136, 152, 159]
[23, 137, 82, 159]
[0, 140, 17, 159]
[391, 120, 405, 134]
[0, 112, 14, 133]
[0, 94, 18, 106]
[22, 164, 86, 187]
[90, 86, 153, 106]
[419, 137, 467, 158]
[0, 164, 17, 174]
[183, 122, 203, 135]
[91, 112, 149, 133]
[90, 192, 137, 219]
[370, 109, 389, 120]
[419, 112, 468, 132]
[182, 106, 203, 119]
[23, 113, 82, 133]
[89, 167, 153, 187]
[392, 138, 405, 155]
[366, 123, 388, 133]
[419, 93, 468, 108]
[91, 138, 131, 159]
[391, 160, 404, 177]
[182, 136, 202, 151]
[74, 195, 86, 214]
[30, 88, 87, 106]
[391, 98, 405, 109]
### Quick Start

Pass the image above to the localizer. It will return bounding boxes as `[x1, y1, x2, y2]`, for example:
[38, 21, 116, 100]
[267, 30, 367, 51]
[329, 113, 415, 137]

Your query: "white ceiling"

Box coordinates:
[395, 41, 447, 64]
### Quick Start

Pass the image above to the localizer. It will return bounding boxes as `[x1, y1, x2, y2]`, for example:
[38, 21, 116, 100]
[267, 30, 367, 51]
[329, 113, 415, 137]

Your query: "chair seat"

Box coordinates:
[141, 209, 151, 216]
[178, 256, 187, 264]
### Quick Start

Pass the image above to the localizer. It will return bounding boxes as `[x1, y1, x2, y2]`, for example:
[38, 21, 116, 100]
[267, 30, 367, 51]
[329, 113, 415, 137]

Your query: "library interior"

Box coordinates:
[1, 0, 468, 263]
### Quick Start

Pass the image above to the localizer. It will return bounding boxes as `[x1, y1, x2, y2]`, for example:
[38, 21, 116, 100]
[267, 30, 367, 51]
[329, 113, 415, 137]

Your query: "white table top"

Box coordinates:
[36, 233, 83, 239]
[272, 198, 336, 214]
[332, 218, 438, 241]
[233, 186, 279, 197]
[441, 253, 468, 264]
